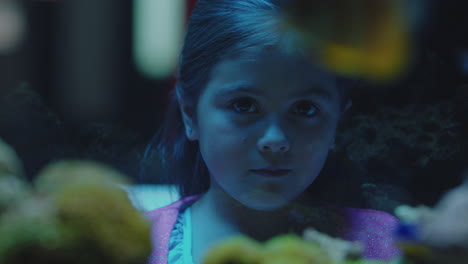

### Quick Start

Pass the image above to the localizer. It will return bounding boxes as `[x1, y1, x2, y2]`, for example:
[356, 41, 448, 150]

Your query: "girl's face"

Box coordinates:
[182, 52, 345, 211]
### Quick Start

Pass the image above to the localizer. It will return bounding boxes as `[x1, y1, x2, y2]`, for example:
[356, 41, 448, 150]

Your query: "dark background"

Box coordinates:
[0, 0, 467, 211]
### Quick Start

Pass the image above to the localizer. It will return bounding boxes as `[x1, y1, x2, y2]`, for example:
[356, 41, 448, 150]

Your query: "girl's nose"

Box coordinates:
[257, 124, 290, 153]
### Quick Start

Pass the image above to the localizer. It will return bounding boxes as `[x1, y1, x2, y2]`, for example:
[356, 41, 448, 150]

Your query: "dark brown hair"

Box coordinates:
[142, 0, 352, 198]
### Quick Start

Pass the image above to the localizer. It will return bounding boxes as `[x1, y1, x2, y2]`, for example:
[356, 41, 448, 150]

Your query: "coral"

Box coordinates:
[34, 160, 129, 195]
[418, 180, 468, 249]
[0, 138, 23, 177]
[281, 0, 410, 81]
[0, 139, 28, 214]
[53, 182, 151, 264]
[0, 174, 30, 213]
[0, 143, 151, 264]
[203, 236, 263, 264]
[263, 234, 332, 264]
[202, 231, 388, 264]
[0, 197, 73, 264]
[394, 178, 468, 264]
[302, 228, 363, 261]
[336, 101, 461, 168]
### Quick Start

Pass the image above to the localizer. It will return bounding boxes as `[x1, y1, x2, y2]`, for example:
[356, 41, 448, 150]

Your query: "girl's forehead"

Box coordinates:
[208, 51, 339, 98]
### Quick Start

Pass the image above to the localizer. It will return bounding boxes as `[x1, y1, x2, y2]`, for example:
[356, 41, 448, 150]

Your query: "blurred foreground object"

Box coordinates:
[395, 177, 468, 264]
[0, 0, 25, 54]
[0, 138, 23, 177]
[133, 0, 186, 79]
[0, 143, 151, 264]
[203, 232, 387, 264]
[0, 139, 27, 214]
[281, 0, 414, 81]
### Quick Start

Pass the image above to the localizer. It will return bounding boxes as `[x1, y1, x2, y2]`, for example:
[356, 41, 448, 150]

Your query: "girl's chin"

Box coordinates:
[237, 190, 292, 211]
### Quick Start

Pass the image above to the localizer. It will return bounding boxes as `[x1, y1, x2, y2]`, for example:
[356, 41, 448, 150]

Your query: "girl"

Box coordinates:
[145, 0, 400, 263]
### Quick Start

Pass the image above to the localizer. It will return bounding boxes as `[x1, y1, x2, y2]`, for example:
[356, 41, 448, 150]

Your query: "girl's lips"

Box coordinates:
[250, 169, 291, 177]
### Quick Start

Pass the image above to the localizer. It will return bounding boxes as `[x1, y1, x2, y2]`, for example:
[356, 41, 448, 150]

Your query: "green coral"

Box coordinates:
[0, 208, 75, 264]
[0, 139, 28, 214]
[54, 183, 151, 264]
[0, 138, 23, 177]
[263, 234, 332, 264]
[202, 232, 395, 264]
[203, 235, 264, 264]
[0, 142, 152, 264]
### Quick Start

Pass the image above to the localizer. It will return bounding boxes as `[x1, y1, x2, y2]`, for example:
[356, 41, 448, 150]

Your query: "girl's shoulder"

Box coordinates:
[291, 202, 398, 232]
[291, 204, 400, 261]
[341, 207, 401, 260]
[144, 195, 201, 264]
[145, 195, 200, 223]
[342, 207, 399, 230]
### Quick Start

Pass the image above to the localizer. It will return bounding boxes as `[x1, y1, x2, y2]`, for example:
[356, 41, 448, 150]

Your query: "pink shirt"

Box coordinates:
[145, 195, 401, 264]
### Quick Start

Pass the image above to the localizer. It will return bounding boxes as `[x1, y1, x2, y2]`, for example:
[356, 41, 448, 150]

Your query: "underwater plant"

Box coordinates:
[280, 0, 412, 81]
[0, 138, 23, 177]
[203, 236, 264, 264]
[202, 229, 390, 264]
[0, 139, 29, 214]
[336, 102, 461, 168]
[0, 138, 151, 264]
[395, 177, 468, 264]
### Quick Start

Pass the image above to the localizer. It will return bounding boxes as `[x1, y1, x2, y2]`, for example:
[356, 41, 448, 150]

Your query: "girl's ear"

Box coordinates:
[179, 101, 199, 141]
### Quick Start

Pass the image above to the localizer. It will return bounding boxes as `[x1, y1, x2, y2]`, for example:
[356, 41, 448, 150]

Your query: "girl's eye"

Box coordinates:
[292, 101, 319, 117]
[229, 97, 258, 113]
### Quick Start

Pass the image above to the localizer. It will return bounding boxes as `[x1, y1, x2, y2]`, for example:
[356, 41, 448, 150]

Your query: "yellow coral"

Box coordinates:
[203, 234, 336, 264]
[34, 160, 129, 195]
[0, 138, 29, 213]
[54, 184, 151, 264]
[281, 0, 411, 81]
[263, 234, 333, 264]
[0, 138, 23, 177]
[203, 235, 263, 264]
[202, 233, 393, 264]
[0, 159, 152, 264]
[34, 160, 152, 264]
[303, 228, 363, 261]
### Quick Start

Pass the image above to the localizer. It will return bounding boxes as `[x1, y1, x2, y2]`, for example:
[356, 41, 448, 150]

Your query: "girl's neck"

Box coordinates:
[190, 187, 345, 262]
[190, 187, 296, 263]
[196, 188, 295, 239]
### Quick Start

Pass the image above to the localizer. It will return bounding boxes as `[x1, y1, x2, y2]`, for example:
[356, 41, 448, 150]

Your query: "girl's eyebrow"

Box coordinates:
[215, 84, 334, 101]
[291, 86, 334, 101]
[214, 84, 263, 98]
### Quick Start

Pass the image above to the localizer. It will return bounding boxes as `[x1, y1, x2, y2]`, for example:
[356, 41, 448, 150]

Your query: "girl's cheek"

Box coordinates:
[201, 116, 248, 149]
[215, 114, 256, 137]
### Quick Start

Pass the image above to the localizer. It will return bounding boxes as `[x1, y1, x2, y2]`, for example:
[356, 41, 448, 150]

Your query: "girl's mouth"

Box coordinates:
[250, 169, 292, 177]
